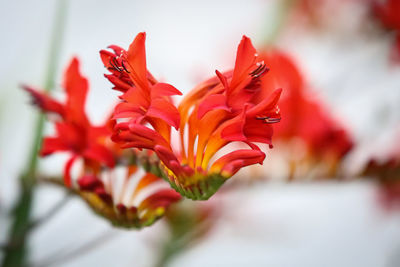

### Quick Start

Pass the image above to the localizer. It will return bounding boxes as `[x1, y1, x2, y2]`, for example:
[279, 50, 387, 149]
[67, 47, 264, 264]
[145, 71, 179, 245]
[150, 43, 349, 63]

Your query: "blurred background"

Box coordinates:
[1, 0, 400, 266]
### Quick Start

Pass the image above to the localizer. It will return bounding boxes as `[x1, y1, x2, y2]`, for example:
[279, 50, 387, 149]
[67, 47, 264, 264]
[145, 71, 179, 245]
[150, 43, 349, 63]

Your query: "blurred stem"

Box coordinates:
[1, 1, 68, 267]
[154, 238, 185, 267]
[23, 0, 68, 185]
[29, 193, 71, 230]
[262, 0, 296, 45]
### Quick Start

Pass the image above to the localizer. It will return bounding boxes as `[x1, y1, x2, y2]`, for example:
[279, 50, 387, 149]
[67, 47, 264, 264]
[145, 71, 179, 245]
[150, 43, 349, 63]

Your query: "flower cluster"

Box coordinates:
[26, 33, 282, 227]
[25, 58, 181, 228]
[103, 33, 282, 200]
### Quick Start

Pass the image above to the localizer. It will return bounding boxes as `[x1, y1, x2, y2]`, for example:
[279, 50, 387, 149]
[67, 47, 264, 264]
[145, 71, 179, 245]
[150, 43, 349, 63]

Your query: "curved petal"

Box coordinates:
[64, 154, 79, 187]
[244, 118, 274, 147]
[139, 188, 181, 210]
[197, 94, 230, 119]
[151, 83, 182, 98]
[147, 98, 180, 130]
[210, 149, 265, 177]
[247, 88, 282, 117]
[113, 102, 145, 120]
[23, 86, 65, 116]
[127, 124, 171, 149]
[63, 57, 89, 124]
[104, 74, 132, 92]
[154, 145, 183, 176]
[220, 106, 248, 142]
[40, 137, 69, 156]
[126, 32, 149, 92]
[230, 36, 257, 90]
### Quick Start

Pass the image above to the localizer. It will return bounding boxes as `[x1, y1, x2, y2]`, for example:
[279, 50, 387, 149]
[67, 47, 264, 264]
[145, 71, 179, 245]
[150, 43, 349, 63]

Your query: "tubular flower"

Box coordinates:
[25, 58, 181, 228]
[108, 33, 282, 200]
[256, 49, 353, 175]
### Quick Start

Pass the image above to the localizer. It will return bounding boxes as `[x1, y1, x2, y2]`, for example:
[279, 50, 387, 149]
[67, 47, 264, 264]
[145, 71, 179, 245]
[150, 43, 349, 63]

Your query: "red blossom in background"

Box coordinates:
[373, 0, 400, 62]
[362, 132, 400, 208]
[257, 49, 353, 168]
[24, 58, 115, 187]
[105, 33, 282, 200]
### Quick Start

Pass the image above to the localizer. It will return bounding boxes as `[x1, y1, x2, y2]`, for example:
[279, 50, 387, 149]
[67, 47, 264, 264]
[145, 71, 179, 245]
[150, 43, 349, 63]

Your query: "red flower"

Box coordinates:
[109, 34, 282, 200]
[257, 49, 353, 167]
[25, 58, 115, 187]
[100, 33, 182, 145]
[373, 0, 400, 62]
[373, 0, 400, 30]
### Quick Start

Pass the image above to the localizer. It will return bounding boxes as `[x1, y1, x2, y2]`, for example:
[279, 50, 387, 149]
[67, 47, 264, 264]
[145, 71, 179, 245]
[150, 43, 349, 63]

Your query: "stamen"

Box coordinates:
[256, 116, 281, 124]
[109, 57, 130, 73]
[250, 63, 269, 78]
[109, 58, 122, 73]
[121, 61, 130, 73]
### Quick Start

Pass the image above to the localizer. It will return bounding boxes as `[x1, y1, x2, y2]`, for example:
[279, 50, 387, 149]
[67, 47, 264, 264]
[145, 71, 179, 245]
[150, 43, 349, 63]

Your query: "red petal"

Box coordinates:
[154, 145, 182, 176]
[247, 88, 282, 117]
[63, 57, 89, 124]
[215, 70, 229, 90]
[126, 32, 149, 92]
[151, 83, 182, 98]
[147, 98, 180, 130]
[23, 86, 65, 116]
[140, 188, 181, 209]
[84, 144, 115, 168]
[120, 87, 150, 107]
[220, 106, 248, 142]
[64, 154, 79, 187]
[127, 124, 171, 148]
[104, 74, 132, 92]
[99, 49, 115, 69]
[78, 175, 104, 191]
[40, 137, 69, 156]
[244, 118, 273, 147]
[230, 36, 257, 90]
[197, 94, 230, 119]
[107, 45, 125, 55]
[210, 149, 265, 177]
[113, 102, 144, 120]
[54, 122, 86, 152]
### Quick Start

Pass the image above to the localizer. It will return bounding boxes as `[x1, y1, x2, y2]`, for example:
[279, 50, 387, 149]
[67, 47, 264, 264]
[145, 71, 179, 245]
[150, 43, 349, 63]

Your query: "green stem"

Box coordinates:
[24, 0, 68, 184]
[1, 1, 68, 266]
[261, 0, 296, 45]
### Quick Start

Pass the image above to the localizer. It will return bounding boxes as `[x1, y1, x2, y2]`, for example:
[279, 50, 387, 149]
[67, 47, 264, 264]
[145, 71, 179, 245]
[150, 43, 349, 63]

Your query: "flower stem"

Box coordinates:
[261, 0, 296, 45]
[1, 1, 68, 266]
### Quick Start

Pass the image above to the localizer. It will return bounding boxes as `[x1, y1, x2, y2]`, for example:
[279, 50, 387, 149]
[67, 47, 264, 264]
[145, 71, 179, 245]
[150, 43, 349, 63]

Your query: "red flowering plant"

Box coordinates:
[25, 58, 181, 228]
[372, 0, 400, 62]
[103, 33, 282, 200]
[362, 134, 400, 208]
[255, 49, 353, 179]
